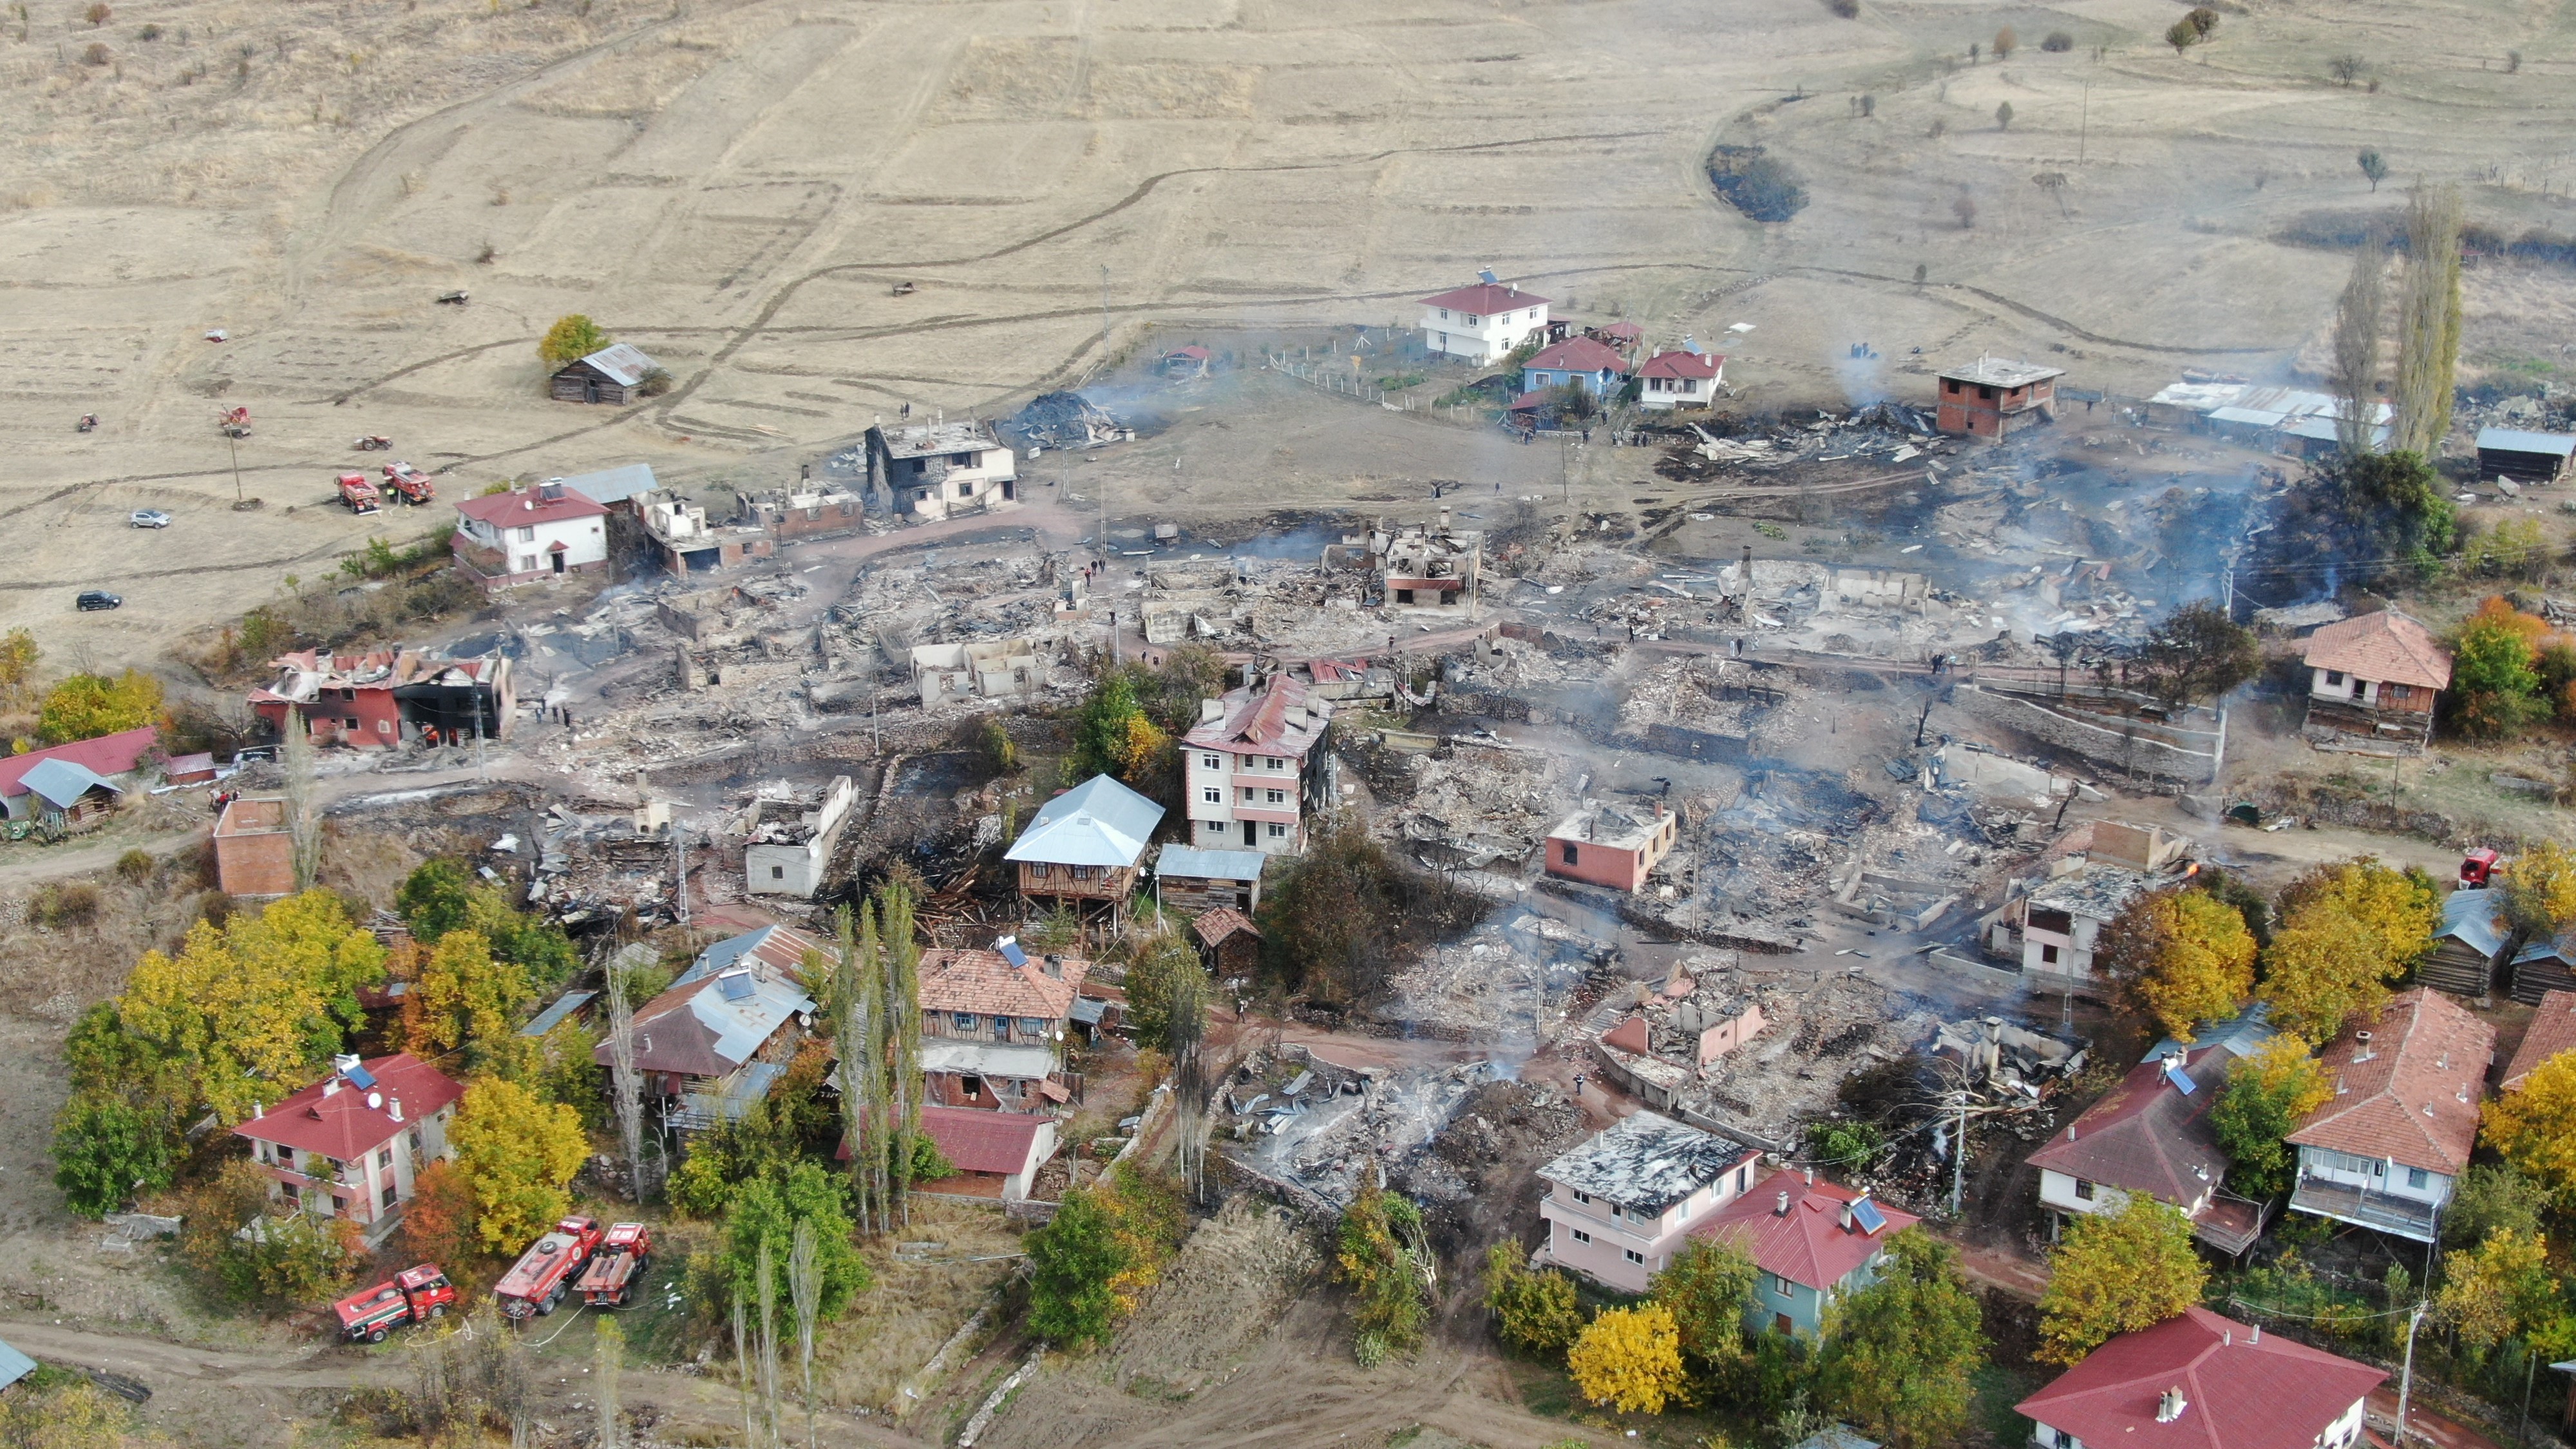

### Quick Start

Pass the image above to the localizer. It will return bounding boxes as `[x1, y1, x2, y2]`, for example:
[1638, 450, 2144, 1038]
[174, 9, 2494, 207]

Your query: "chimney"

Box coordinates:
[322, 1077, 339, 1097]
[2155, 1388, 2188, 1424]
[252, 1101, 263, 1119]
[1804, 1166, 1814, 1186]
[1838, 1200, 1854, 1232]
[390, 1098, 404, 1124]
[2249, 1325, 2260, 1345]
[1774, 1190, 1791, 1217]
[1043, 954, 1063, 980]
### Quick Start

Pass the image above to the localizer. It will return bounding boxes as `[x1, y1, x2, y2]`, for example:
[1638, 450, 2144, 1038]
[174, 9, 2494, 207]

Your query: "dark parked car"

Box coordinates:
[76, 591, 122, 611]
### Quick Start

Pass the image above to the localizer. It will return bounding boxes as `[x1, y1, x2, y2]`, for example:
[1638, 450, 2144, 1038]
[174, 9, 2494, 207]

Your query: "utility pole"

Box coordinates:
[1949, 1088, 1970, 1215]
[227, 429, 244, 504]
[2394, 1302, 2428, 1448]
[673, 819, 690, 925]
[1098, 264, 1111, 380]
[2078, 77, 2091, 166]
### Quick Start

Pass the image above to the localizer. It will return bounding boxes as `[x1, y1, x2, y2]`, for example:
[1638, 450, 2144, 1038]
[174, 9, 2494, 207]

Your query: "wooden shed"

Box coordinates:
[1191, 906, 1262, 978]
[549, 343, 662, 406]
[2475, 428, 2575, 484]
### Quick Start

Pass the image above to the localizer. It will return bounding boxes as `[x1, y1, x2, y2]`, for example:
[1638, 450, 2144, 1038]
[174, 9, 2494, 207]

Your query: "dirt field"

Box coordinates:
[7, 0, 2573, 680]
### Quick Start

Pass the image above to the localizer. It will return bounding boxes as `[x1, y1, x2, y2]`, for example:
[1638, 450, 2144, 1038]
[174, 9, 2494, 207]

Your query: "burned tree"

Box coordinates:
[2134, 602, 2259, 706]
[282, 719, 321, 891]
[606, 945, 658, 1203]
[2329, 229, 2387, 455]
[2394, 184, 2463, 457]
[1166, 956, 1213, 1205]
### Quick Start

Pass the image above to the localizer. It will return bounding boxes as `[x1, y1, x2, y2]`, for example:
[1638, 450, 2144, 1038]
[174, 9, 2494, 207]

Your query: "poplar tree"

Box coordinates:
[2329, 230, 2386, 455]
[2393, 184, 2463, 456]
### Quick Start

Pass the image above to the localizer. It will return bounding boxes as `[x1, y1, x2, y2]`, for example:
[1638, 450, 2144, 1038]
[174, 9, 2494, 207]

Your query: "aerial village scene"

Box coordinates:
[12, 3, 2576, 1449]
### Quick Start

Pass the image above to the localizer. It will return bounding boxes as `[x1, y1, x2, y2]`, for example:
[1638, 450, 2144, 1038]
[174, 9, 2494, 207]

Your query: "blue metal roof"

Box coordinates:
[19, 757, 122, 811]
[556, 463, 660, 506]
[2442, 888, 2512, 960]
[1070, 996, 1108, 1026]
[2148, 1001, 2278, 1065]
[518, 990, 597, 1038]
[683, 925, 782, 985]
[2476, 428, 2576, 459]
[1157, 846, 1267, 882]
[1005, 775, 1163, 869]
[0, 1337, 35, 1391]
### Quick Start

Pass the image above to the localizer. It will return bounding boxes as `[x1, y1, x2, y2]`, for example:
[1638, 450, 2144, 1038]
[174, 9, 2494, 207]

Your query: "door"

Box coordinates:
[551, 552, 566, 574]
[1242, 820, 1256, 847]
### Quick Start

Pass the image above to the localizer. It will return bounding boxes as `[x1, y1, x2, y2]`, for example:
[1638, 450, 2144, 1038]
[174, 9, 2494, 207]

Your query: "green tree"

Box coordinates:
[404, 929, 533, 1065]
[51, 1092, 175, 1219]
[1808, 1121, 1885, 1176]
[1486, 1243, 1584, 1359]
[1649, 1236, 1760, 1373]
[2358, 147, 2387, 190]
[1568, 1304, 1689, 1414]
[1026, 1183, 1130, 1348]
[2099, 887, 2257, 1041]
[2037, 1197, 2206, 1365]
[2443, 1162, 2548, 1247]
[397, 859, 582, 990]
[2210, 1036, 2332, 1198]
[1815, 1231, 1988, 1449]
[1994, 100, 2014, 129]
[2394, 185, 2463, 457]
[449, 1075, 589, 1253]
[2137, 601, 2260, 706]
[1336, 1173, 1432, 1364]
[2166, 19, 2198, 53]
[2450, 597, 2550, 740]
[37, 668, 164, 744]
[720, 1162, 869, 1334]
[540, 314, 609, 368]
[1123, 927, 1210, 1052]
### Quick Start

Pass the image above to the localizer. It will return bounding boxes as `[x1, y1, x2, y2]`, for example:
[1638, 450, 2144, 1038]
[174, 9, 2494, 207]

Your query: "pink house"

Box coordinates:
[1535, 1112, 1760, 1294]
[1544, 801, 1679, 893]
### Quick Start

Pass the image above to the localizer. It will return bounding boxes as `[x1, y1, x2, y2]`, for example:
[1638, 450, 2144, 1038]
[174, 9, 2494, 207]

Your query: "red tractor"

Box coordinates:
[575, 1222, 654, 1308]
[334, 1264, 457, 1343]
[494, 1215, 601, 1320]
[218, 406, 252, 439]
[381, 461, 436, 506]
[336, 472, 383, 515]
[2463, 848, 2501, 889]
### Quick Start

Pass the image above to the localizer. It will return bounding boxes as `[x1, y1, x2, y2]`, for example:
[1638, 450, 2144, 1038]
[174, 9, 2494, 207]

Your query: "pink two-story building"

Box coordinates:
[1535, 1112, 1761, 1293]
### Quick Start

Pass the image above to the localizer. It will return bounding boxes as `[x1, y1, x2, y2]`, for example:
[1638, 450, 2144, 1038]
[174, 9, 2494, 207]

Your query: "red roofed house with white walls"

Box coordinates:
[451, 480, 611, 589]
[1417, 276, 1549, 365]
[232, 1054, 465, 1247]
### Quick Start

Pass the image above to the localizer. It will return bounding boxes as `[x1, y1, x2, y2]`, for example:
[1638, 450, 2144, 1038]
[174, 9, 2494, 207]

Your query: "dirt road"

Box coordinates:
[0, 1318, 391, 1394]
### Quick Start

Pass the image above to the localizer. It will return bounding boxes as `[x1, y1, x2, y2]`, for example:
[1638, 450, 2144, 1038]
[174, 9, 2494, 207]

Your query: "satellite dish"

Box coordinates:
[1477, 268, 1500, 285]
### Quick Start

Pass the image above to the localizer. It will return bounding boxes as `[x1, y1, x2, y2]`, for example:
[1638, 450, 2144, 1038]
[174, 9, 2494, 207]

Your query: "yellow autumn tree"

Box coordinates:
[404, 929, 533, 1065]
[2435, 1227, 2555, 1350]
[1113, 710, 1170, 786]
[1567, 1303, 1688, 1414]
[2100, 887, 2256, 1041]
[2482, 1050, 2576, 1204]
[2257, 860, 2436, 1044]
[2502, 841, 2576, 938]
[449, 1075, 589, 1253]
[2036, 1197, 2206, 1365]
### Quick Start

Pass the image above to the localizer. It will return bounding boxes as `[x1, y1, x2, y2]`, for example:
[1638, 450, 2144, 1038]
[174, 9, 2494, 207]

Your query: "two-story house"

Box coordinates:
[1535, 1112, 1759, 1294]
[2298, 609, 2450, 755]
[919, 938, 1088, 1113]
[1933, 355, 2063, 440]
[2285, 987, 2492, 1243]
[234, 1053, 464, 1247]
[451, 482, 611, 589]
[1417, 277, 1550, 365]
[1637, 348, 1724, 410]
[1545, 800, 1680, 893]
[2024, 1045, 2266, 1258]
[1005, 775, 1164, 931]
[595, 925, 824, 1132]
[2005, 865, 2155, 990]
[1182, 672, 1332, 855]
[2018, 1307, 2383, 1449]
[863, 417, 1018, 521]
[1692, 1171, 1920, 1337]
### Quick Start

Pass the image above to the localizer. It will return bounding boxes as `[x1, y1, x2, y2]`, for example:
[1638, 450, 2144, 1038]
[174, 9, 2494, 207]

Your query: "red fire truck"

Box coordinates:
[381, 461, 437, 505]
[574, 1222, 654, 1308]
[334, 1264, 457, 1343]
[493, 1215, 601, 1320]
[336, 472, 383, 515]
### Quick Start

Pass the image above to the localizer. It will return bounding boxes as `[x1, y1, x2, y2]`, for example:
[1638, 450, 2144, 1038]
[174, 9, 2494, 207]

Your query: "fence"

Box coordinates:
[1265, 350, 1485, 427]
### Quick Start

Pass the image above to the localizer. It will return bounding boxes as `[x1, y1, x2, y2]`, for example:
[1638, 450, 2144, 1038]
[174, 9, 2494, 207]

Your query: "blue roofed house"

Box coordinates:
[554, 463, 660, 514]
[0, 1336, 36, 1394]
[1692, 1171, 1921, 1337]
[1006, 775, 1164, 931]
[2421, 887, 2513, 1000]
[17, 757, 123, 828]
[1518, 337, 1631, 401]
[595, 923, 824, 1131]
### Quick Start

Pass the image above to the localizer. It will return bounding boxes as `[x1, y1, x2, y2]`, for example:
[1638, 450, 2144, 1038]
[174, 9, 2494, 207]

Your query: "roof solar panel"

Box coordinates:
[342, 1063, 378, 1090]
[1850, 1196, 1888, 1235]
[998, 938, 1030, 969]
[717, 971, 756, 1002]
[2164, 1058, 2197, 1095]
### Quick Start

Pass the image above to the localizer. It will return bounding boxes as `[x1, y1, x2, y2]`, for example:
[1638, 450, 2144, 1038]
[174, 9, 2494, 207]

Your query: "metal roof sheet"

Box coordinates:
[2476, 428, 2576, 458]
[1158, 846, 1268, 881]
[1537, 1111, 1756, 1215]
[1005, 775, 1162, 868]
[18, 757, 123, 810]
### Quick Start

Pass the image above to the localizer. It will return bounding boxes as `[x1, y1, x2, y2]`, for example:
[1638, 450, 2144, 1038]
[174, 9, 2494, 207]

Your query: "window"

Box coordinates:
[1624, 1248, 1646, 1265]
[1944, 379, 1959, 393]
[516, 526, 536, 543]
[1020, 1017, 1046, 1037]
[1202, 787, 1222, 804]
[382, 1183, 398, 1210]
[1570, 1228, 1591, 1245]
[519, 555, 539, 573]
[1572, 1189, 1592, 1204]
[2041, 943, 2061, 965]
[1562, 841, 1579, 866]
[2073, 1179, 2095, 1201]
[2407, 1166, 2429, 1189]
[1770, 1273, 1796, 1297]
[1202, 754, 1222, 770]
[960, 1074, 984, 1099]
[953, 1012, 978, 1031]
[1439, 308, 1450, 320]
[957, 482, 974, 498]
[1978, 384, 1996, 401]
[1267, 822, 1287, 838]
[992, 1017, 1012, 1040]
[1465, 314, 1480, 325]
[1265, 790, 1285, 805]
[1265, 756, 1284, 770]
[377, 1149, 392, 1171]
[1736, 1165, 1748, 1193]
[2325, 670, 2345, 687]
[1205, 820, 1228, 835]
[770, 865, 784, 879]
[1240, 788, 1256, 802]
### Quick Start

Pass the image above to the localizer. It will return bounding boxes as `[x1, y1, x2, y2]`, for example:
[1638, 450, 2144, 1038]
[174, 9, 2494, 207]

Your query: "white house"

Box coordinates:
[232, 1054, 464, 1247]
[1417, 278, 1550, 365]
[1534, 1112, 1759, 1294]
[1181, 672, 1331, 855]
[1638, 348, 1724, 410]
[2285, 988, 2492, 1243]
[864, 417, 1019, 520]
[2007, 864, 2154, 987]
[451, 481, 611, 589]
[744, 775, 855, 898]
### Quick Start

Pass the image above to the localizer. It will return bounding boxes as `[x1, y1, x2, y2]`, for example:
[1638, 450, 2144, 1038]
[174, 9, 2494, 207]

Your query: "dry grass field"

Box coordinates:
[3, 0, 2572, 674]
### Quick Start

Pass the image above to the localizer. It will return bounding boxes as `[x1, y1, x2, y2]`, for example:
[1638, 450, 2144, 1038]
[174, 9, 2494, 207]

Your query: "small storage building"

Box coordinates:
[550, 343, 663, 406]
[2475, 428, 2576, 484]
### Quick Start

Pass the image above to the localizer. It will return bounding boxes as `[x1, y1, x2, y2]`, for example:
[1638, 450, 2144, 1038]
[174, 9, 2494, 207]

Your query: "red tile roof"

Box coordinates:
[2025, 1046, 2229, 1206]
[2503, 989, 2576, 1092]
[455, 487, 609, 528]
[2301, 610, 2451, 690]
[1523, 337, 1629, 375]
[2286, 989, 2493, 1175]
[918, 1104, 1050, 1175]
[1419, 282, 1549, 315]
[2017, 1307, 2384, 1449]
[1640, 350, 1723, 381]
[920, 948, 1090, 1021]
[0, 726, 160, 800]
[1191, 906, 1260, 948]
[233, 1054, 464, 1159]
[1182, 672, 1329, 758]
[1690, 1171, 1919, 1291]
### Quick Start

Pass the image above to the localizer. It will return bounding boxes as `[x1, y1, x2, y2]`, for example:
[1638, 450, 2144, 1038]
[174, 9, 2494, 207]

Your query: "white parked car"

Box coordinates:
[129, 509, 171, 529]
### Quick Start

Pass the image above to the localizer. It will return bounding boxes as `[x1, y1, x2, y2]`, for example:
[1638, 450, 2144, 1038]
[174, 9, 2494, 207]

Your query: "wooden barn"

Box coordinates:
[2421, 887, 2512, 1000]
[1191, 906, 1262, 978]
[2475, 428, 2576, 484]
[1156, 845, 1266, 914]
[2514, 932, 2576, 1005]
[550, 343, 662, 406]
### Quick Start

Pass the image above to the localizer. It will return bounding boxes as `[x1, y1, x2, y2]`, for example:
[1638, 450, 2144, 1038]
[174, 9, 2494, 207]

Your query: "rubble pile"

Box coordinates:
[1235, 1056, 1495, 1208]
[1389, 741, 1570, 873]
[528, 799, 677, 926]
[1002, 391, 1133, 450]
[1649, 410, 1946, 484]
[1381, 910, 1613, 1043]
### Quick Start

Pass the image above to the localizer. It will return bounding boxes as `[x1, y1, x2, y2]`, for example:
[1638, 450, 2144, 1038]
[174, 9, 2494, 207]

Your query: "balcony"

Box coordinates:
[2289, 1175, 2439, 1243]
[2189, 1192, 2271, 1257]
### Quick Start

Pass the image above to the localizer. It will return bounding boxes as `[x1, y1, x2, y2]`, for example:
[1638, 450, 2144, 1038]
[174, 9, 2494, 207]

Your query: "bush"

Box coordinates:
[115, 848, 154, 883]
[30, 882, 102, 929]
[1822, 0, 1858, 15]
[1486, 1244, 1583, 1358]
[1707, 146, 1810, 223]
[1336, 1175, 1431, 1359]
[2041, 30, 2074, 52]
[637, 366, 673, 398]
[1992, 26, 2016, 59]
